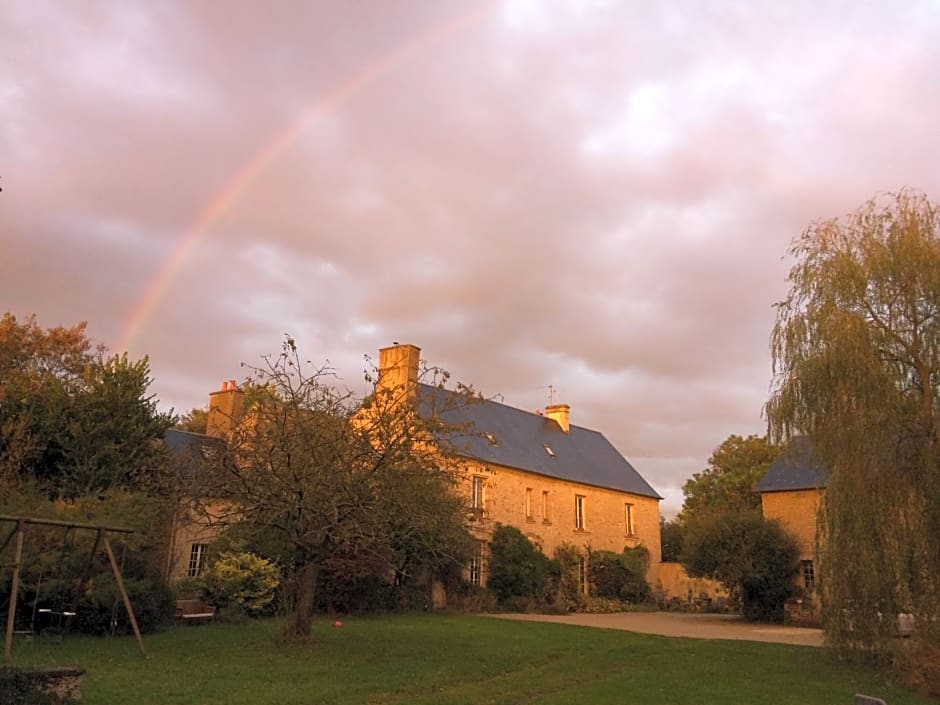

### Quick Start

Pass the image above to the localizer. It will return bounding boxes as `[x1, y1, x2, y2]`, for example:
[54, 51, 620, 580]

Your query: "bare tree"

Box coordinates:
[202, 337, 474, 641]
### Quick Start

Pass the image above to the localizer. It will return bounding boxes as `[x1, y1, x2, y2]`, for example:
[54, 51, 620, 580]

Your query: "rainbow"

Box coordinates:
[117, 3, 494, 354]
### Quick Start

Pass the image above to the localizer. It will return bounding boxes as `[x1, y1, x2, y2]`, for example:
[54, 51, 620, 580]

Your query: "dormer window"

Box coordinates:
[543, 444, 555, 457]
[484, 432, 498, 446]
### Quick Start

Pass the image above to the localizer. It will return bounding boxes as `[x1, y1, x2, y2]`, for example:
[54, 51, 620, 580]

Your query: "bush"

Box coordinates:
[69, 576, 174, 635]
[449, 582, 497, 613]
[486, 525, 552, 607]
[199, 552, 280, 617]
[549, 543, 585, 612]
[682, 510, 799, 622]
[588, 547, 651, 603]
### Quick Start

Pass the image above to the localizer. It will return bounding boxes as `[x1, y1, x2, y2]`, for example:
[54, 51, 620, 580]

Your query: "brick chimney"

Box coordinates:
[377, 343, 420, 402]
[207, 379, 244, 438]
[544, 403, 570, 433]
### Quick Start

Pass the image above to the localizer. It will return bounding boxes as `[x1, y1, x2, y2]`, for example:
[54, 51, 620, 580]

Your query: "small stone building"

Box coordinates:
[755, 437, 827, 620]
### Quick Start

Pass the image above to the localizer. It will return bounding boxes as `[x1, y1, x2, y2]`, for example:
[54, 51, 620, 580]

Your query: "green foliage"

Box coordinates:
[0, 313, 174, 500]
[767, 189, 940, 654]
[660, 517, 684, 562]
[0, 492, 175, 637]
[486, 524, 552, 606]
[199, 552, 280, 617]
[71, 576, 174, 635]
[587, 547, 651, 603]
[175, 408, 208, 434]
[682, 510, 800, 622]
[550, 543, 585, 612]
[680, 434, 781, 524]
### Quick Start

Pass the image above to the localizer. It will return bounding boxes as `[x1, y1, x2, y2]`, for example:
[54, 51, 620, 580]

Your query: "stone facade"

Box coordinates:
[168, 344, 663, 597]
[760, 489, 824, 563]
[463, 460, 661, 586]
[760, 486, 825, 623]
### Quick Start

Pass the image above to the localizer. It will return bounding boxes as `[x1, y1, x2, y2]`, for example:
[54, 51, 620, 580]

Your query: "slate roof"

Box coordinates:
[416, 384, 661, 499]
[163, 428, 224, 487]
[755, 436, 828, 493]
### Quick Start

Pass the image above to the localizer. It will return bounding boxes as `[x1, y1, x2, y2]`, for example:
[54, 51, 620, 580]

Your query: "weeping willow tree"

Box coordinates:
[767, 189, 940, 657]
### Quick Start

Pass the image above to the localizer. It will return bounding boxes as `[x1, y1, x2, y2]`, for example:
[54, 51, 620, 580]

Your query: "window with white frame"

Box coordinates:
[575, 495, 586, 530]
[188, 543, 209, 577]
[469, 542, 484, 586]
[471, 476, 484, 510]
[801, 560, 815, 589]
[625, 503, 636, 536]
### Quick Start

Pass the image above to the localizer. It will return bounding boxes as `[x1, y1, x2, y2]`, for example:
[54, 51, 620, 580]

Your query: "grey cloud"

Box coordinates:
[4, 0, 940, 516]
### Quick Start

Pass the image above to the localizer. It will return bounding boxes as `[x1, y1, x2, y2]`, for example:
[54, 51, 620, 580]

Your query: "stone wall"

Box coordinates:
[465, 460, 661, 587]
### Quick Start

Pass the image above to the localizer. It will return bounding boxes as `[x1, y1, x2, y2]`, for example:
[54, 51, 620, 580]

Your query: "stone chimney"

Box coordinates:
[207, 379, 244, 438]
[377, 343, 421, 402]
[544, 403, 570, 433]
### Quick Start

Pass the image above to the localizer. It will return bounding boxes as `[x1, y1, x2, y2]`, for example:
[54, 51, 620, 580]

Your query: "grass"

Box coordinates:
[8, 614, 933, 705]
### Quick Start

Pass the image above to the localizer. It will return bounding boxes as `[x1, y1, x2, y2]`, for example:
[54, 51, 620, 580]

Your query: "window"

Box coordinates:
[625, 503, 635, 536]
[188, 543, 209, 577]
[469, 542, 484, 586]
[575, 495, 586, 530]
[541, 490, 551, 523]
[525, 488, 533, 519]
[801, 560, 815, 589]
[471, 476, 484, 510]
[578, 556, 588, 595]
[543, 444, 555, 457]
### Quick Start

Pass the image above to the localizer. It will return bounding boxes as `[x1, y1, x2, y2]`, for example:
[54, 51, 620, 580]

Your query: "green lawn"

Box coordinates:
[8, 615, 931, 705]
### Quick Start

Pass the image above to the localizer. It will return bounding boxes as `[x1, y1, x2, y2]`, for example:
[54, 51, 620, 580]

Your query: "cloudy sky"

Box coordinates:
[3, 1, 939, 514]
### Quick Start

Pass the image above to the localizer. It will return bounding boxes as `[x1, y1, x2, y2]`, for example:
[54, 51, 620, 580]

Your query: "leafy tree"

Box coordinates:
[679, 434, 781, 524]
[486, 524, 552, 605]
[660, 517, 684, 562]
[201, 337, 473, 640]
[767, 189, 940, 654]
[0, 313, 174, 499]
[176, 408, 208, 434]
[681, 510, 800, 621]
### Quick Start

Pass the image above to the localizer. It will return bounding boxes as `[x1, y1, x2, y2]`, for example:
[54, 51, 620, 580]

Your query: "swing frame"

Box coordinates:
[0, 514, 146, 664]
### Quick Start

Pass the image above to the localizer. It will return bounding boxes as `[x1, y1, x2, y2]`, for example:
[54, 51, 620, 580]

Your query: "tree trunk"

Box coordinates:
[287, 561, 319, 642]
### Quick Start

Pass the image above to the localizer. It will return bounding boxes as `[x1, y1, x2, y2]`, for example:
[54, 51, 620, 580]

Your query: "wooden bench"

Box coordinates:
[175, 599, 216, 623]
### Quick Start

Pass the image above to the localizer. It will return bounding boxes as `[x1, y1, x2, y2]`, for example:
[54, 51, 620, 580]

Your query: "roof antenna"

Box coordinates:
[538, 385, 557, 404]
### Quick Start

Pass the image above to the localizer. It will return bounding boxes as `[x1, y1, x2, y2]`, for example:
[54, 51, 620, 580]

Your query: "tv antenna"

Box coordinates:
[538, 385, 558, 404]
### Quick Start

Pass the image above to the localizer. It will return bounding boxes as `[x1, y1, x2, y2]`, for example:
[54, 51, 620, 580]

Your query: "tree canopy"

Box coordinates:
[0, 313, 174, 499]
[767, 189, 940, 653]
[679, 434, 781, 524]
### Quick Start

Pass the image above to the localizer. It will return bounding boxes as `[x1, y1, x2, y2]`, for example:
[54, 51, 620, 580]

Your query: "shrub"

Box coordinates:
[486, 525, 552, 607]
[587, 547, 651, 603]
[549, 543, 585, 612]
[682, 510, 800, 622]
[199, 552, 280, 617]
[69, 576, 173, 635]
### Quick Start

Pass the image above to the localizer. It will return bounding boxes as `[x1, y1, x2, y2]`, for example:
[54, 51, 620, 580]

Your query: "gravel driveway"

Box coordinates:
[486, 612, 824, 647]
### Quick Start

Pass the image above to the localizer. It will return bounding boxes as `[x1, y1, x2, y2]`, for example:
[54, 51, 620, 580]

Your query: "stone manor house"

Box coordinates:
[164, 343, 664, 595]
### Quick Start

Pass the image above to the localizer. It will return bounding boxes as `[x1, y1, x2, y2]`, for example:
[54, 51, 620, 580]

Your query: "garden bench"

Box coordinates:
[175, 599, 216, 623]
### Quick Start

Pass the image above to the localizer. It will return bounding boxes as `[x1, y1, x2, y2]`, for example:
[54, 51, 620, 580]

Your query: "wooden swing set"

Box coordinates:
[0, 514, 146, 664]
